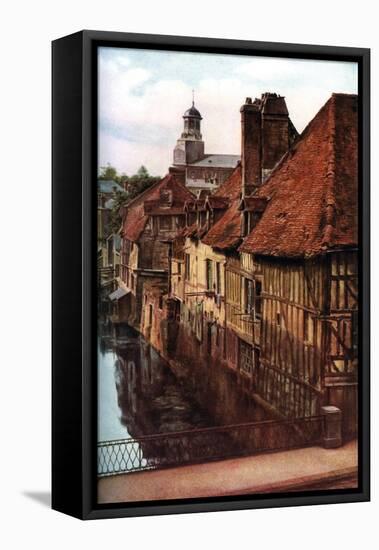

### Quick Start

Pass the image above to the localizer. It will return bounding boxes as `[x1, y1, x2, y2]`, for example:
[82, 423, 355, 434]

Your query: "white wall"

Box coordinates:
[0, 1, 377, 548]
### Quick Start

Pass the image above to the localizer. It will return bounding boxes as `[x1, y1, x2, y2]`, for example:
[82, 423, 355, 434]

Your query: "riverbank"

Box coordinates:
[98, 439, 357, 503]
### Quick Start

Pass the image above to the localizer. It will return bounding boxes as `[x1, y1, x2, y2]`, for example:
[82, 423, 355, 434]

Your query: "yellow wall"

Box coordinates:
[173, 237, 227, 325]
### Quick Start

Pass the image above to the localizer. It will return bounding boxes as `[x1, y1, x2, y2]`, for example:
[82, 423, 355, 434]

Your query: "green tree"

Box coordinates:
[126, 165, 160, 201]
[101, 164, 161, 234]
[108, 191, 129, 233]
[98, 163, 120, 182]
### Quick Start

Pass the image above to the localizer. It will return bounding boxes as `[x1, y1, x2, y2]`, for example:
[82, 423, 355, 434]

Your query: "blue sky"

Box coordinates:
[98, 47, 358, 176]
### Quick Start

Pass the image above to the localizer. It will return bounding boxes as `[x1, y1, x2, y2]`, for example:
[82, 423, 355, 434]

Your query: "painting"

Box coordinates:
[94, 42, 364, 506]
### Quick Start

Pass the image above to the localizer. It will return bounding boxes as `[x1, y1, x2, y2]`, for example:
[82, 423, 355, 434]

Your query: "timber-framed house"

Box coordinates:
[239, 93, 358, 436]
[118, 174, 194, 329]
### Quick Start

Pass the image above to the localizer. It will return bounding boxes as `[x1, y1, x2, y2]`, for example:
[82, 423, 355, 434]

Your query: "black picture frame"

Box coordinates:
[52, 30, 370, 520]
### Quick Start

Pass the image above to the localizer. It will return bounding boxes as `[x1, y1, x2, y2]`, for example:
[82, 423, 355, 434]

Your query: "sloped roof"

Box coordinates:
[188, 154, 240, 168]
[121, 174, 194, 242]
[202, 165, 243, 250]
[213, 163, 242, 200]
[98, 179, 124, 194]
[239, 93, 358, 258]
[206, 196, 230, 210]
[202, 201, 242, 249]
[238, 196, 267, 212]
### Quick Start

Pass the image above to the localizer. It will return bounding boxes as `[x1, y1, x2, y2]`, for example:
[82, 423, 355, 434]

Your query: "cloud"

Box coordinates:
[99, 130, 172, 176]
[235, 56, 357, 88]
[98, 48, 358, 176]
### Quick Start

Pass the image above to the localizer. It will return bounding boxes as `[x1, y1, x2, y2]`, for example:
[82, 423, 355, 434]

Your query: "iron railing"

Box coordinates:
[98, 415, 324, 477]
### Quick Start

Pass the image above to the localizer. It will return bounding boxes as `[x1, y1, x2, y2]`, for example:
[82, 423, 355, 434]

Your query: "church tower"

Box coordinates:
[173, 96, 205, 166]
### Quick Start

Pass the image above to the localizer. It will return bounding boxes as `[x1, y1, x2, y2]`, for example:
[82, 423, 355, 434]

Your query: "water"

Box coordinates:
[98, 323, 216, 443]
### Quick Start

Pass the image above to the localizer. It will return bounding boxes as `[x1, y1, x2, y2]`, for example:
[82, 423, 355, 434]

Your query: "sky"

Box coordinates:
[98, 47, 358, 177]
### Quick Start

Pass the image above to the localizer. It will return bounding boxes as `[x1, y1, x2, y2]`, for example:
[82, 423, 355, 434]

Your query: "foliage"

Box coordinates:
[125, 165, 160, 201]
[98, 163, 127, 185]
[99, 163, 161, 234]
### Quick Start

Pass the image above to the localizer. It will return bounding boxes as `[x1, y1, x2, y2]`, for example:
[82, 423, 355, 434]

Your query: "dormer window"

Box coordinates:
[206, 210, 210, 227]
[160, 189, 173, 206]
[243, 211, 252, 236]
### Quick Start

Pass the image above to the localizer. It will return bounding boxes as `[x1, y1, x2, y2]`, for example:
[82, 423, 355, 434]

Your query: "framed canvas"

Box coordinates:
[52, 30, 370, 520]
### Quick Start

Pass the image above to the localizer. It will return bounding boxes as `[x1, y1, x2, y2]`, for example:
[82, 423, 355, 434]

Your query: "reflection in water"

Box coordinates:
[98, 323, 215, 443]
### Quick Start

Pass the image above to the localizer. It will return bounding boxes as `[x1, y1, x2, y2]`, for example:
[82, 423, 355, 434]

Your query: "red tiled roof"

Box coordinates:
[239, 94, 358, 258]
[202, 201, 242, 249]
[121, 174, 194, 242]
[206, 196, 230, 210]
[213, 163, 242, 200]
[238, 196, 268, 212]
[202, 165, 243, 250]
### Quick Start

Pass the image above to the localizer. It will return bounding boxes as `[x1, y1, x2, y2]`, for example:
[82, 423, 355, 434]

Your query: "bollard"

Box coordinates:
[321, 406, 342, 448]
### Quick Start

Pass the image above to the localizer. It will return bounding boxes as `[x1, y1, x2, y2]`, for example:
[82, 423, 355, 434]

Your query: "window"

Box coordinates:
[159, 216, 173, 231]
[255, 280, 262, 318]
[216, 262, 221, 294]
[243, 211, 250, 236]
[239, 341, 260, 379]
[177, 262, 182, 275]
[244, 278, 254, 314]
[239, 340, 253, 376]
[243, 211, 255, 236]
[205, 259, 213, 291]
[160, 189, 173, 205]
[185, 254, 190, 281]
[159, 295, 163, 310]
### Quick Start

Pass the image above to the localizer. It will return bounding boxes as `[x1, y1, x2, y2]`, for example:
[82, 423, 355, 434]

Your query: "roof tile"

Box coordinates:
[239, 94, 358, 258]
[121, 174, 194, 242]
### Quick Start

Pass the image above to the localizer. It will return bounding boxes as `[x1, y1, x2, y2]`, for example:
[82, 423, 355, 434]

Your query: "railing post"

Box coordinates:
[321, 406, 342, 448]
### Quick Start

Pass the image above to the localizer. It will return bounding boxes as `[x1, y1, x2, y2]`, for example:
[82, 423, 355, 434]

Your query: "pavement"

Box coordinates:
[97, 440, 358, 503]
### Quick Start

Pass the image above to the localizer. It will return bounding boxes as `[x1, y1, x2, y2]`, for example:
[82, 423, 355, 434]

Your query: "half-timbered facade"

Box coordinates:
[118, 174, 194, 329]
[167, 93, 297, 411]
[239, 93, 358, 436]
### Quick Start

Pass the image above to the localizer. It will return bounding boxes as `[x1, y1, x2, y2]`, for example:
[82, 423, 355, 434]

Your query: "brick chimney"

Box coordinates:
[240, 97, 262, 197]
[240, 93, 295, 197]
[260, 93, 291, 180]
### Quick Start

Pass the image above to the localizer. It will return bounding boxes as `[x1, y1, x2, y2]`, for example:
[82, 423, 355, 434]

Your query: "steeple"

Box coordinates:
[181, 92, 203, 140]
[173, 93, 205, 166]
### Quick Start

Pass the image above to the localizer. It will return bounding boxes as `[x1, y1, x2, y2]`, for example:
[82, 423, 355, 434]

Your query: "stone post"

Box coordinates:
[321, 406, 342, 449]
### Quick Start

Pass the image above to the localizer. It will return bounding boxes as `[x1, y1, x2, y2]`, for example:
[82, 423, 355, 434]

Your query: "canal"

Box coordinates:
[98, 322, 217, 443]
[98, 321, 274, 474]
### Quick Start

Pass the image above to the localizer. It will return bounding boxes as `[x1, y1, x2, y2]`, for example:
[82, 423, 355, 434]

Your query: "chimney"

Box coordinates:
[240, 97, 262, 197]
[240, 94, 295, 194]
[260, 93, 291, 180]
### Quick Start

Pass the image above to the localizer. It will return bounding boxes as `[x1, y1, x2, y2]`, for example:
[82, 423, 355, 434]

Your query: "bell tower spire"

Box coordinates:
[173, 94, 205, 165]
